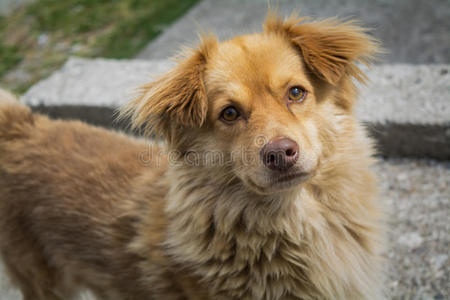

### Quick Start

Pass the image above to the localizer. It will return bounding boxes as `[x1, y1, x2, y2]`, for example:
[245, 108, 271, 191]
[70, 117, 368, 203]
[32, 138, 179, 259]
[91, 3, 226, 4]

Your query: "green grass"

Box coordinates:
[0, 0, 199, 93]
[0, 41, 22, 76]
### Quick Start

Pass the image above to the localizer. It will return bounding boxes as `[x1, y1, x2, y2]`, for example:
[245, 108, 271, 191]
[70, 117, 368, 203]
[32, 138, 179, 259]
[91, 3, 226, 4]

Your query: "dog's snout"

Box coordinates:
[261, 137, 299, 171]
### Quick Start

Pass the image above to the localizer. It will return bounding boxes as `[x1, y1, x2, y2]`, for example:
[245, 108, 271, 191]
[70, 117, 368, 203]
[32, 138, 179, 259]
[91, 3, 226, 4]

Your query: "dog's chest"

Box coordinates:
[164, 181, 379, 299]
[182, 218, 377, 300]
[188, 228, 312, 300]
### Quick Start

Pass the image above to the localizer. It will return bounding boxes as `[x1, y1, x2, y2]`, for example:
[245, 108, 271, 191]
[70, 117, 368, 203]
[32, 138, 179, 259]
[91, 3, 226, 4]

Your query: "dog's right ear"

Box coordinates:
[119, 36, 217, 139]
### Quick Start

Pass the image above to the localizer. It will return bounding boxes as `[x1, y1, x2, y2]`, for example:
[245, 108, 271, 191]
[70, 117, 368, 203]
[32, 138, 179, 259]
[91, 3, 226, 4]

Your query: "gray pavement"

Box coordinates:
[137, 0, 450, 64]
[374, 159, 450, 299]
[1, 158, 448, 299]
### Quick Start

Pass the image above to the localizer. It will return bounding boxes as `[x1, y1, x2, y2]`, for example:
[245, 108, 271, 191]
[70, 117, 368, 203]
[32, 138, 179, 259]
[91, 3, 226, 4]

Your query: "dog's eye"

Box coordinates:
[220, 106, 240, 122]
[288, 86, 307, 102]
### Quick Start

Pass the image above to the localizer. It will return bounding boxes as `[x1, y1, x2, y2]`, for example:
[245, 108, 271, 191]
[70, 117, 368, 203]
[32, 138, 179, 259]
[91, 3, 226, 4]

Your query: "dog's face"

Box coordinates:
[203, 34, 321, 194]
[124, 14, 377, 195]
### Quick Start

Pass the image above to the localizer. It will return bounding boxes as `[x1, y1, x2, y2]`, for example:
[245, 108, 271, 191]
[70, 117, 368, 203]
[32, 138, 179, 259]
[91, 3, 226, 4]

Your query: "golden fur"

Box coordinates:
[0, 13, 384, 300]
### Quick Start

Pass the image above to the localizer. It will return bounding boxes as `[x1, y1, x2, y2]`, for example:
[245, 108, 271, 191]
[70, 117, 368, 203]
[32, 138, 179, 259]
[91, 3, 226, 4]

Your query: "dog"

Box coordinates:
[0, 13, 384, 300]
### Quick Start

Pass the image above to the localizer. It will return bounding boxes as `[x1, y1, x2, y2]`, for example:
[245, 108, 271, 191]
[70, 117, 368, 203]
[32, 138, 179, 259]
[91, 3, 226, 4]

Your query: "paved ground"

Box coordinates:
[137, 0, 450, 64]
[0, 159, 449, 299]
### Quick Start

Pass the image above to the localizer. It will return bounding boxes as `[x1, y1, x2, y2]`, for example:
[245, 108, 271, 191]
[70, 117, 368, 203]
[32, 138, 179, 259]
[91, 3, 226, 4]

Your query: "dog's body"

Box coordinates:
[0, 14, 384, 300]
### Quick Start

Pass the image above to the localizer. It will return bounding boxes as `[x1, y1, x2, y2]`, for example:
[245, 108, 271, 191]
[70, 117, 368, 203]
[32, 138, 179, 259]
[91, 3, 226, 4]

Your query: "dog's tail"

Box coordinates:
[0, 89, 35, 140]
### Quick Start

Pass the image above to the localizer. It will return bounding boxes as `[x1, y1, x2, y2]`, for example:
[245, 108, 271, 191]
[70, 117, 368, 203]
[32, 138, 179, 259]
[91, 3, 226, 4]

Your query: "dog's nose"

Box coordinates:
[261, 137, 299, 171]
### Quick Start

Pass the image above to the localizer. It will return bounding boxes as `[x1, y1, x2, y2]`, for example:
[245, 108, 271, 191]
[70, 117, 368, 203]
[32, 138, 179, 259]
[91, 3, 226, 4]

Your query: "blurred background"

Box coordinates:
[0, 0, 449, 299]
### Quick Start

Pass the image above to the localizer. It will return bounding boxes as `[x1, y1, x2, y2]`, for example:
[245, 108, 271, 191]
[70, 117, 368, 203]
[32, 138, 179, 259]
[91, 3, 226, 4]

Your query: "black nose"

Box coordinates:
[260, 137, 299, 171]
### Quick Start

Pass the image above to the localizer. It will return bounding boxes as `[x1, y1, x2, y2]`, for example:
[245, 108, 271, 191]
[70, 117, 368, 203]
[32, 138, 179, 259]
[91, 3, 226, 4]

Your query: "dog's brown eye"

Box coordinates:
[288, 86, 306, 102]
[220, 106, 240, 122]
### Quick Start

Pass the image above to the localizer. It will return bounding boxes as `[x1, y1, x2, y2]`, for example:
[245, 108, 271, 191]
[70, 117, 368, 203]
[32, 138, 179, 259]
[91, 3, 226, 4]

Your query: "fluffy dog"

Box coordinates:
[0, 13, 384, 300]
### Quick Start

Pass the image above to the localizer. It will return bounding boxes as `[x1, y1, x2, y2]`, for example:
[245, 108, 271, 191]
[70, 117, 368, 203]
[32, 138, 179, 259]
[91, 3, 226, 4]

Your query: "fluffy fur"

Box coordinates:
[0, 13, 384, 300]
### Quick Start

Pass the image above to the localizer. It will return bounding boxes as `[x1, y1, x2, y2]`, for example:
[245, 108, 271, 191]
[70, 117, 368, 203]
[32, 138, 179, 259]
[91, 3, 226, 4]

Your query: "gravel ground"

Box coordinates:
[0, 158, 449, 299]
[374, 159, 450, 299]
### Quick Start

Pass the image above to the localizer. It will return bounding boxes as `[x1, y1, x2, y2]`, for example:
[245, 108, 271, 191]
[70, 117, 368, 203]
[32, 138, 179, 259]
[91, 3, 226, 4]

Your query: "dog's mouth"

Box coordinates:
[246, 171, 311, 194]
[272, 172, 309, 184]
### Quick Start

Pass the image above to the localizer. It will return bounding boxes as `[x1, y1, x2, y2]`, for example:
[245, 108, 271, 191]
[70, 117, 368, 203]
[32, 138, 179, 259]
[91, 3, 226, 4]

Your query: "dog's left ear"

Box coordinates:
[264, 14, 379, 85]
[120, 36, 217, 139]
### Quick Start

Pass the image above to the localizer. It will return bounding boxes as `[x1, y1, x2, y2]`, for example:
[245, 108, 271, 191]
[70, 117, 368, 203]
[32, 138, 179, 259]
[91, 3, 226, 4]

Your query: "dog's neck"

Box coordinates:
[165, 163, 299, 235]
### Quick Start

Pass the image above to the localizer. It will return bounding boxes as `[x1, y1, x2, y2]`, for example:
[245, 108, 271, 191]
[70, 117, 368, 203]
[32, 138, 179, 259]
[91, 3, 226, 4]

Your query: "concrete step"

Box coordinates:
[21, 57, 450, 159]
[0, 158, 448, 299]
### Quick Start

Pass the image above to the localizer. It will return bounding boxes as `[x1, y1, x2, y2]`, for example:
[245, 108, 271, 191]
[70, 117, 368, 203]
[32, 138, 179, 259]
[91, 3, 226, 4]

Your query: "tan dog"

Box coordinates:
[0, 13, 384, 300]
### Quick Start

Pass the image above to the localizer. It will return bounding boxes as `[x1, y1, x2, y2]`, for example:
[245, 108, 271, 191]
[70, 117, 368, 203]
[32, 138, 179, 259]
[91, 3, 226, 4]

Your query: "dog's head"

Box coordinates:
[122, 13, 378, 195]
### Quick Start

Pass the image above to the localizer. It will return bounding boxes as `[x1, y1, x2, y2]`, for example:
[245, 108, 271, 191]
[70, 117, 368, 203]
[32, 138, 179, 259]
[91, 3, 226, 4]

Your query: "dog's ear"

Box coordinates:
[120, 36, 217, 139]
[264, 13, 379, 85]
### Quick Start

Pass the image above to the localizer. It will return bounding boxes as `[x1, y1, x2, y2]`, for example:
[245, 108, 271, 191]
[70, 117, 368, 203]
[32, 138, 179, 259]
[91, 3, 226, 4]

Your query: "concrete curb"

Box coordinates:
[22, 57, 450, 159]
[355, 65, 450, 159]
[22, 57, 174, 129]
